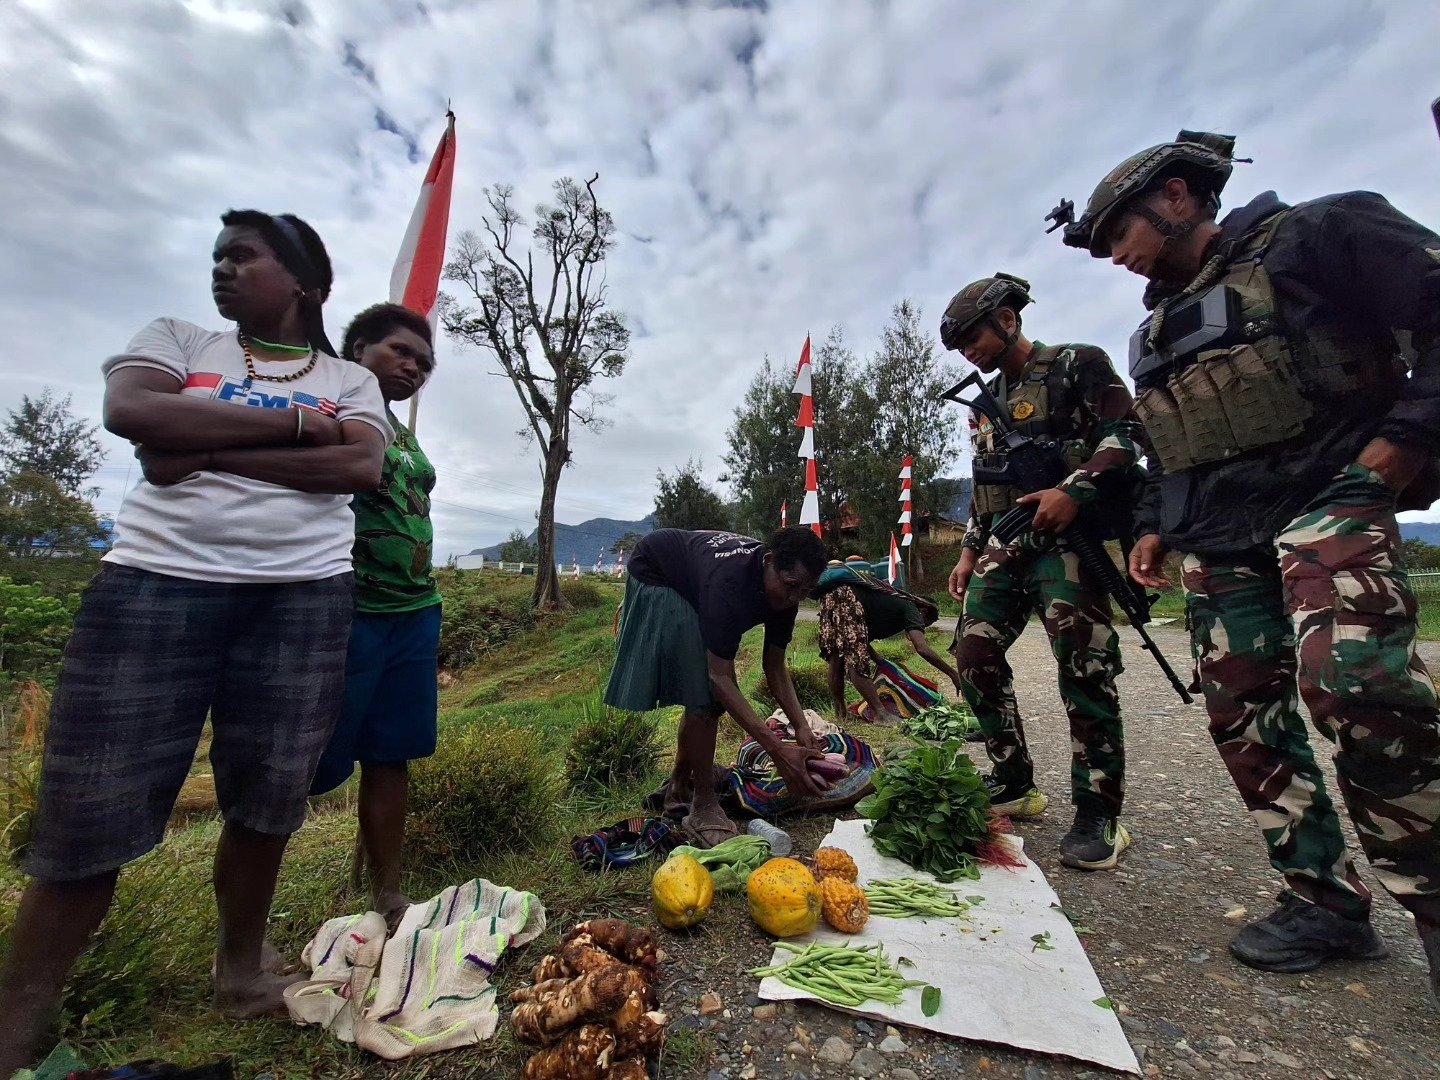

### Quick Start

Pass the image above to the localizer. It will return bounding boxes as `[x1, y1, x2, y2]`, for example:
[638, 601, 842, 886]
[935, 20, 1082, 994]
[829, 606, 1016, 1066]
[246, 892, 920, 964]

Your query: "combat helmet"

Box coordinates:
[939, 272, 1033, 353]
[1046, 130, 1244, 257]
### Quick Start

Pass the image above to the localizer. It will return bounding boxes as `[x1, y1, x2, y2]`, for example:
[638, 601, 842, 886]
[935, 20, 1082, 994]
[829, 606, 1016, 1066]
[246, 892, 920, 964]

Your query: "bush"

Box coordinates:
[408, 718, 563, 863]
[565, 697, 663, 791]
[0, 577, 81, 688]
[436, 573, 537, 670]
[752, 662, 833, 713]
[559, 576, 615, 611]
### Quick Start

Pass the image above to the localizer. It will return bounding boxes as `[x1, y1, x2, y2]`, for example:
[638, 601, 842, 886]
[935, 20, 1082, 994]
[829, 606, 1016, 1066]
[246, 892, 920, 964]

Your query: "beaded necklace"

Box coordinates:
[238, 331, 317, 389]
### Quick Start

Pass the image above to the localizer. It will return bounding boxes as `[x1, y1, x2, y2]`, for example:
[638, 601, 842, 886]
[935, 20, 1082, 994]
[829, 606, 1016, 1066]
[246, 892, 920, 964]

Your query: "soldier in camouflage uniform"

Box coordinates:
[1058, 130, 1440, 984]
[941, 274, 1144, 871]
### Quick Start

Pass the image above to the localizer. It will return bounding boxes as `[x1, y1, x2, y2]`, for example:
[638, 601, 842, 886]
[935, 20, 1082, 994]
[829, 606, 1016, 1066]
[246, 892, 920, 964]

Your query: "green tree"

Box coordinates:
[611, 531, 644, 557]
[810, 328, 871, 531]
[442, 176, 631, 612]
[653, 459, 730, 531]
[497, 529, 539, 563]
[847, 300, 964, 557]
[722, 356, 794, 539]
[0, 389, 105, 499]
[0, 472, 106, 560]
[1403, 536, 1440, 569]
[723, 327, 868, 541]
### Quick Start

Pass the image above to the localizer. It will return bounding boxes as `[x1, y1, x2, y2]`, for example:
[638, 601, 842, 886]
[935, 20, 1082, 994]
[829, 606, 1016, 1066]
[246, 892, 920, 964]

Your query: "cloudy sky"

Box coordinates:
[3, 0, 1439, 559]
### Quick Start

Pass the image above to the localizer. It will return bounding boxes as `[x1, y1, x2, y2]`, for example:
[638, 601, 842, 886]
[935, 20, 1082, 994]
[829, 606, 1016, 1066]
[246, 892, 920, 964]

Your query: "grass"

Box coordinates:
[0, 569, 934, 1078]
[1419, 601, 1440, 642]
[6, 554, 1438, 1077]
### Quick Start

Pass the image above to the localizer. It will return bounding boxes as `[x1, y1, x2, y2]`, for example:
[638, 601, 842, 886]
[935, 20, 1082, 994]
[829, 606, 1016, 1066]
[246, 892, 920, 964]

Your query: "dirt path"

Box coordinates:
[665, 624, 1440, 1080]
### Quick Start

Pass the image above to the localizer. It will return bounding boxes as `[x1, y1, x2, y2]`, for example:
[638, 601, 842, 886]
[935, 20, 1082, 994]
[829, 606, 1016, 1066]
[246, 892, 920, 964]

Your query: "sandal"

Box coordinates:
[681, 813, 739, 850]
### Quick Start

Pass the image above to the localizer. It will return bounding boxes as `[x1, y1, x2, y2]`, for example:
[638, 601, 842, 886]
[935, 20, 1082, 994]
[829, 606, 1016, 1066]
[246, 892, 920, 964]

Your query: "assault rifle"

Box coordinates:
[943, 371, 1193, 704]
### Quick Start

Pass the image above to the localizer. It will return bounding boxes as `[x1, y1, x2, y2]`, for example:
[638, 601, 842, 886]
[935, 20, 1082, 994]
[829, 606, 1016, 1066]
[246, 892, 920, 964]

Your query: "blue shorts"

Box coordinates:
[310, 603, 442, 796]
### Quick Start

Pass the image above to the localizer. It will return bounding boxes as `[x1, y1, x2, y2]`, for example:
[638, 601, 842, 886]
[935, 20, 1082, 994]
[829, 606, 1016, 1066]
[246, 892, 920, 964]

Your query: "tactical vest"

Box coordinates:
[970, 344, 1092, 518]
[1131, 210, 1404, 474]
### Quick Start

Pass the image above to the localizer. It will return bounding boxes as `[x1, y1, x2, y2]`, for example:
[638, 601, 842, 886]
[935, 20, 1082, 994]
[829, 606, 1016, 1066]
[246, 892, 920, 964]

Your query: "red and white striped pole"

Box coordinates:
[897, 454, 914, 548]
[794, 335, 822, 539]
[780, 500, 788, 529]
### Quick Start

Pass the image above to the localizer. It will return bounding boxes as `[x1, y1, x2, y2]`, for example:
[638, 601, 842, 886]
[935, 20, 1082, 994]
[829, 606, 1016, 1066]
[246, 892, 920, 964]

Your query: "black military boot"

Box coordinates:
[1059, 804, 1132, 870]
[1416, 912, 1440, 1009]
[1229, 893, 1388, 973]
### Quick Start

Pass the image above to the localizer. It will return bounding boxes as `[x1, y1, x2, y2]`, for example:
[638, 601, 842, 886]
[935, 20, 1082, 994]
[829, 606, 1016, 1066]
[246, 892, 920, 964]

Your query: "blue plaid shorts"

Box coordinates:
[25, 564, 353, 881]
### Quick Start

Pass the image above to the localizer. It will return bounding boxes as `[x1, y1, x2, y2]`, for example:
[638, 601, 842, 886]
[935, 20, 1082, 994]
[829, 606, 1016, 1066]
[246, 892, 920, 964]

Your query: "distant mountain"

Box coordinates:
[1401, 522, 1440, 547]
[471, 514, 656, 564]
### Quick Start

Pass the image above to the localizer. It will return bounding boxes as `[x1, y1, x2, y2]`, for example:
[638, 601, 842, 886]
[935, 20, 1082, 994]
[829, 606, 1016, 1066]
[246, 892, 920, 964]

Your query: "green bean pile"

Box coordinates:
[749, 941, 924, 1007]
[865, 878, 975, 918]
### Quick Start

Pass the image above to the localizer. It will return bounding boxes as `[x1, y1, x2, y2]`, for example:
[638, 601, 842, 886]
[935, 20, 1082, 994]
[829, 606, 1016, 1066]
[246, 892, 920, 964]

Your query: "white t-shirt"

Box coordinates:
[103, 317, 392, 583]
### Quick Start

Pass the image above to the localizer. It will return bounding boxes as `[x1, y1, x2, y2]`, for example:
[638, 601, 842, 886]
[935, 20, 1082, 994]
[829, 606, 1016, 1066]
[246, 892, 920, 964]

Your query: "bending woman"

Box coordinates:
[606, 527, 828, 848]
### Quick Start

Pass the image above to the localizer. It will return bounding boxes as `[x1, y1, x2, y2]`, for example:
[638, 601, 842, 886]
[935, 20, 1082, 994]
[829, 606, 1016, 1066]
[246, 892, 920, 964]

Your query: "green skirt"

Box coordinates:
[604, 576, 715, 712]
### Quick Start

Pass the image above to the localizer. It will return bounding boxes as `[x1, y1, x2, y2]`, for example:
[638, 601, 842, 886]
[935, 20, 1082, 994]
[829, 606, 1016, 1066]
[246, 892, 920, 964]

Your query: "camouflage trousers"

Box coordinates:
[954, 534, 1126, 816]
[1184, 462, 1440, 919]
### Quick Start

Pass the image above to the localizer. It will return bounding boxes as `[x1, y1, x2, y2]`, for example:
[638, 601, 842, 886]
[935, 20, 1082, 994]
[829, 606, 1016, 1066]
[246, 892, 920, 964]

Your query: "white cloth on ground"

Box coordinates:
[285, 878, 546, 1060]
[757, 818, 1140, 1073]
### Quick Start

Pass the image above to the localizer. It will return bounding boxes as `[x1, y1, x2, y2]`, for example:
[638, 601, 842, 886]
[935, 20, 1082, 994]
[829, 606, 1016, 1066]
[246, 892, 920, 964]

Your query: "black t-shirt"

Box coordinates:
[628, 529, 797, 661]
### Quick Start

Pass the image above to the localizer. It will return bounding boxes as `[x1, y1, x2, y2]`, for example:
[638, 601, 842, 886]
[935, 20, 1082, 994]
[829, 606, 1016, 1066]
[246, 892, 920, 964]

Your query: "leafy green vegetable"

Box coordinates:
[921, 985, 942, 1017]
[856, 739, 991, 882]
[668, 834, 772, 893]
[901, 702, 980, 742]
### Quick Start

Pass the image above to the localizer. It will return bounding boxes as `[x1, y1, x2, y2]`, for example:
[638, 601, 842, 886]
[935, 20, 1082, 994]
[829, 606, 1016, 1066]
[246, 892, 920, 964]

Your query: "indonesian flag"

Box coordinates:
[792, 335, 812, 393]
[901, 522, 913, 547]
[391, 112, 457, 329]
[780, 500, 788, 528]
[899, 454, 913, 480]
[888, 534, 901, 584]
[898, 499, 912, 525]
[897, 474, 911, 501]
[390, 112, 456, 431]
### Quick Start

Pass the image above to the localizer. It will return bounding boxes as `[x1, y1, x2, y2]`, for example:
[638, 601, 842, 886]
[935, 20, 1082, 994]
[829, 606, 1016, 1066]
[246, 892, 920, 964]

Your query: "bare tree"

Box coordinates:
[442, 176, 631, 610]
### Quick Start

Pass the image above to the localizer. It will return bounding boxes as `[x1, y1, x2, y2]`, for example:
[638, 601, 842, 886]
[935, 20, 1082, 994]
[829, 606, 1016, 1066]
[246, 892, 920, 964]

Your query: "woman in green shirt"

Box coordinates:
[311, 303, 438, 924]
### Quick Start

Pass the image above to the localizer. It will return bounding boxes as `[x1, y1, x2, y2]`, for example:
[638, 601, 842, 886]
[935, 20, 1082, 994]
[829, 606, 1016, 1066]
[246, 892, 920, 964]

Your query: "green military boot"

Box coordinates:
[984, 775, 1048, 819]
